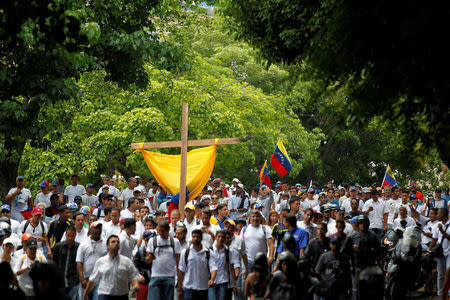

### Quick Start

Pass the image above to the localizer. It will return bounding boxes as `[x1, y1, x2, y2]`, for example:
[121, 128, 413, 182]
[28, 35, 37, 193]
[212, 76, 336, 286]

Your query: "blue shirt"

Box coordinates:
[277, 226, 309, 257]
[214, 216, 230, 229]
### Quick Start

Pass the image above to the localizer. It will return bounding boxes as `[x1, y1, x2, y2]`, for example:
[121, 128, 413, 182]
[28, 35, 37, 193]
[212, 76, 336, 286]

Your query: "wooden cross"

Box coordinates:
[131, 102, 239, 217]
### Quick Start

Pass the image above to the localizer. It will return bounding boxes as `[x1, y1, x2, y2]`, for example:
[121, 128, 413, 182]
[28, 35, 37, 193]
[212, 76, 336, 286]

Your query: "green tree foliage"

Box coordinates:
[220, 0, 450, 169]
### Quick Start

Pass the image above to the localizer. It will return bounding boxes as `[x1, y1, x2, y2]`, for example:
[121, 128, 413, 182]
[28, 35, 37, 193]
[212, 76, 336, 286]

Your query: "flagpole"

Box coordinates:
[381, 164, 389, 187]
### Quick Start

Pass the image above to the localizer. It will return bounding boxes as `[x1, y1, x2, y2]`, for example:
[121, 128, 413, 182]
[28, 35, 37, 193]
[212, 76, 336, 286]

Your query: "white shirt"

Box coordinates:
[8, 187, 32, 213]
[179, 245, 218, 290]
[385, 199, 401, 225]
[228, 194, 249, 220]
[120, 209, 135, 219]
[177, 218, 202, 242]
[119, 188, 135, 209]
[394, 202, 412, 217]
[240, 224, 271, 261]
[82, 194, 98, 207]
[393, 216, 416, 228]
[363, 199, 388, 229]
[433, 221, 450, 256]
[97, 185, 120, 197]
[119, 230, 137, 259]
[420, 217, 437, 251]
[61, 227, 89, 244]
[103, 222, 122, 239]
[135, 184, 147, 195]
[34, 192, 52, 208]
[146, 236, 181, 277]
[19, 219, 48, 250]
[305, 198, 319, 209]
[11, 218, 21, 235]
[76, 238, 107, 278]
[196, 223, 220, 249]
[325, 219, 337, 237]
[90, 254, 139, 296]
[64, 184, 86, 203]
[14, 253, 47, 296]
[212, 245, 239, 285]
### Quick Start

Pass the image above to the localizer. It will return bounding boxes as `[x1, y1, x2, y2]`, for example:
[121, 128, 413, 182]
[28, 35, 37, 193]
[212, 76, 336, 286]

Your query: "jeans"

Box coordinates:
[183, 288, 208, 300]
[79, 281, 98, 300]
[148, 276, 175, 300]
[369, 228, 384, 242]
[98, 295, 128, 300]
[61, 286, 79, 300]
[235, 273, 246, 300]
[208, 282, 229, 300]
[437, 256, 446, 295]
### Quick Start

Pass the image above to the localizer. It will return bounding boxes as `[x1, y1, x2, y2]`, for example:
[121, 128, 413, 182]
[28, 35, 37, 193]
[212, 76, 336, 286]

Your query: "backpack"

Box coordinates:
[180, 218, 201, 226]
[151, 236, 175, 256]
[237, 194, 248, 209]
[23, 220, 45, 235]
[97, 207, 103, 219]
[242, 225, 268, 253]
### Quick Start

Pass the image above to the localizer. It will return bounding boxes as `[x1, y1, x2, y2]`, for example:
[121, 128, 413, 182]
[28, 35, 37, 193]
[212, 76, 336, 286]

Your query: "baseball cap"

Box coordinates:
[319, 192, 326, 197]
[1, 204, 10, 212]
[350, 186, 357, 192]
[17, 176, 24, 181]
[39, 180, 49, 187]
[232, 178, 239, 183]
[21, 233, 33, 241]
[26, 238, 38, 249]
[349, 216, 358, 224]
[184, 204, 195, 211]
[362, 187, 371, 193]
[32, 206, 44, 216]
[68, 203, 78, 211]
[308, 188, 315, 193]
[236, 217, 246, 224]
[80, 207, 89, 215]
[428, 192, 433, 198]
[52, 180, 59, 186]
[237, 183, 244, 189]
[255, 203, 264, 209]
[330, 235, 341, 244]
[261, 184, 268, 189]
[90, 221, 102, 229]
[224, 219, 236, 227]
[2, 237, 16, 249]
[200, 195, 211, 201]
[87, 183, 94, 188]
[74, 196, 82, 203]
[322, 205, 331, 213]
[436, 187, 443, 193]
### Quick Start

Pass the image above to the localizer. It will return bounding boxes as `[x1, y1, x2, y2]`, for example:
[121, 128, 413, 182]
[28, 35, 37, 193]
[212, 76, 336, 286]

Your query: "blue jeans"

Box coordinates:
[183, 288, 208, 300]
[79, 282, 98, 300]
[235, 274, 246, 300]
[61, 286, 79, 300]
[208, 282, 229, 300]
[98, 295, 128, 300]
[369, 228, 384, 243]
[148, 276, 175, 300]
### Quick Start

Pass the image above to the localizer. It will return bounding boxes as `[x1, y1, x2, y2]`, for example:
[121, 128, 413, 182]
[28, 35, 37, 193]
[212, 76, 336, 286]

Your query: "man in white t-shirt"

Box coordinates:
[148, 182, 160, 210]
[385, 187, 401, 228]
[119, 177, 137, 210]
[430, 208, 450, 296]
[81, 183, 98, 208]
[240, 210, 274, 268]
[146, 221, 181, 300]
[64, 174, 86, 204]
[6, 176, 33, 222]
[0, 204, 21, 235]
[120, 197, 139, 219]
[362, 190, 388, 241]
[197, 208, 220, 249]
[393, 206, 416, 228]
[34, 180, 52, 208]
[177, 204, 202, 242]
[394, 190, 412, 220]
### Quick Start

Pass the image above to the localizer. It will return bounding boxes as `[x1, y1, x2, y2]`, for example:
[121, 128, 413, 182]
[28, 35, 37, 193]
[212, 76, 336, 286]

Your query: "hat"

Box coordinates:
[362, 187, 371, 193]
[74, 196, 82, 203]
[349, 216, 358, 224]
[184, 204, 195, 211]
[330, 235, 341, 244]
[52, 180, 59, 186]
[224, 219, 236, 227]
[236, 217, 247, 224]
[90, 221, 102, 229]
[200, 195, 211, 201]
[207, 186, 213, 191]
[318, 192, 326, 197]
[313, 209, 322, 215]
[350, 186, 357, 192]
[308, 188, 315, 193]
[275, 184, 281, 189]
[17, 176, 24, 181]
[213, 178, 221, 184]
[428, 193, 433, 197]
[21, 233, 33, 241]
[1, 204, 10, 212]
[338, 186, 345, 191]
[261, 184, 268, 189]
[26, 238, 38, 249]
[134, 175, 141, 179]
[255, 203, 264, 209]
[32, 206, 44, 216]
[2, 237, 16, 249]
[80, 207, 89, 215]
[237, 183, 244, 189]
[232, 178, 239, 183]
[99, 193, 113, 200]
[322, 205, 331, 213]
[354, 183, 361, 187]
[67, 203, 78, 211]
[39, 181, 49, 187]
[87, 183, 94, 188]
[436, 187, 443, 193]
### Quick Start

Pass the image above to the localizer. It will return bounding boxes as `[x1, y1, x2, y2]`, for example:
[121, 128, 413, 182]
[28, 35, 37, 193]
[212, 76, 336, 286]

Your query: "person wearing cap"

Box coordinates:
[82, 183, 98, 208]
[97, 175, 120, 203]
[134, 175, 147, 195]
[147, 182, 160, 210]
[0, 204, 21, 236]
[34, 180, 52, 208]
[19, 206, 50, 257]
[229, 178, 240, 195]
[53, 225, 80, 299]
[92, 193, 115, 220]
[312, 192, 327, 213]
[362, 189, 388, 241]
[84, 234, 140, 300]
[76, 221, 107, 299]
[305, 188, 319, 208]
[47, 203, 73, 248]
[13, 238, 47, 296]
[1, 236, 17, 266]
[314, 234, 351, 299]
[50, 180, 64, 202]
[256, 185, 274, 220]
[178, 204, 201, 243]
[5, 176, 33, 222]
[228, 184, 249, 221]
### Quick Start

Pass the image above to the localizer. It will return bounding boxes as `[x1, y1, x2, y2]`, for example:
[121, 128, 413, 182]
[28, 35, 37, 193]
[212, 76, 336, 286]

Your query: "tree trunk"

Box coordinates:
[0, 160, 19, 201]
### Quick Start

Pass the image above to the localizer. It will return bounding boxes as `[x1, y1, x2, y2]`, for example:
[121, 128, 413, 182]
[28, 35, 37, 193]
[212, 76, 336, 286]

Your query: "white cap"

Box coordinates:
[237, 183, 244, 189]
[201, 195, 212, 201]
[207, 186, 213, 191]
[2, 237, 17, 250]
[232, 178, 239, 183]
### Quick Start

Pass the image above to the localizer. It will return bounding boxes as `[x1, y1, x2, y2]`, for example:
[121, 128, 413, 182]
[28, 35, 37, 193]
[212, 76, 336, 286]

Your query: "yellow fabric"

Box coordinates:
[137, 139, 218, 201]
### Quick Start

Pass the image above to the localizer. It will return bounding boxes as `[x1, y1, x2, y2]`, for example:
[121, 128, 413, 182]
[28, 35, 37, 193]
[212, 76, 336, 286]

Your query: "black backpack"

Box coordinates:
[23, 220, 45, 235]
[151, 236, 175, 256]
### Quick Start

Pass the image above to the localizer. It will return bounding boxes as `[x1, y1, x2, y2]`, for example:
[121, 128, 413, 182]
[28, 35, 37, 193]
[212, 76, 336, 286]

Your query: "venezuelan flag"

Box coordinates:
[271, 139, 292, 177]
[382, 165, 398, 188]
[259, 160, 272, 189]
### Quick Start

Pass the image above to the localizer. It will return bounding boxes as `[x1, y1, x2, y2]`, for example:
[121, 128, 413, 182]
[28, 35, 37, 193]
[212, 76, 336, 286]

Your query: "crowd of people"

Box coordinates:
[1, 174, 450, 300]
